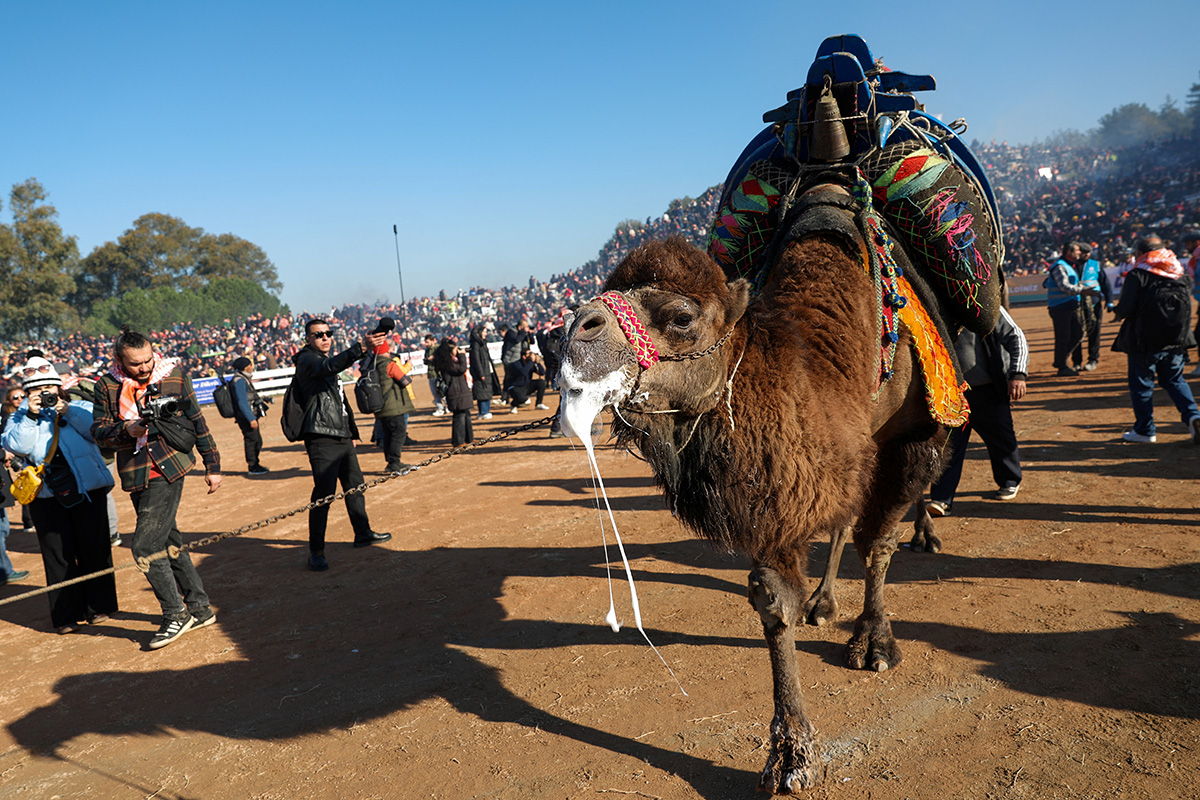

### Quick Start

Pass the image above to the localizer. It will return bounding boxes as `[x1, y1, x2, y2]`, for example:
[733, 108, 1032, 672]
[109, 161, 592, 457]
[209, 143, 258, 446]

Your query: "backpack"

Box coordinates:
[353, 352, 385, 414]
[280, 379, 306, 442]
[1135, 274, 1191, 350]
[211, 375, 236, 419]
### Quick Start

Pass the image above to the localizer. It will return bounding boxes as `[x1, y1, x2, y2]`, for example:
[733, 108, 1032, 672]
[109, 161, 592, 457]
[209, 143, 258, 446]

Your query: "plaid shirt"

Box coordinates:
[91, 366, 221, 492]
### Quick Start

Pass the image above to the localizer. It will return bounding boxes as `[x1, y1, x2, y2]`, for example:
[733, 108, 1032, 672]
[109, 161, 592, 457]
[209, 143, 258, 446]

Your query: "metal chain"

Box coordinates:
[656, 325, 736, 362]
[0, 414, 556, 609]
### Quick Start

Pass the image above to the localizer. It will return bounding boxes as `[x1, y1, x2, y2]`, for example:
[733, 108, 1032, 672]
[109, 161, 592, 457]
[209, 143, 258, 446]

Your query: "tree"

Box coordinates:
[82, 277, 287, 335]
[73, 213, 282, 319]
[1186, 70, 1200, 135]
[0, 179, 80, 338]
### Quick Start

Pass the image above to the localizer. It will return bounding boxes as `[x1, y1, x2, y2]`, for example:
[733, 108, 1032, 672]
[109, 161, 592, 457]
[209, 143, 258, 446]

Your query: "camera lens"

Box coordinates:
[40, 391, 58, 407]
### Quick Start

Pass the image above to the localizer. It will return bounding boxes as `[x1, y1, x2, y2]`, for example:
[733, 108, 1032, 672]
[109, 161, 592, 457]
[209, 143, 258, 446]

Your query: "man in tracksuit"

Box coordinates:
[927, 306, 1030, 516]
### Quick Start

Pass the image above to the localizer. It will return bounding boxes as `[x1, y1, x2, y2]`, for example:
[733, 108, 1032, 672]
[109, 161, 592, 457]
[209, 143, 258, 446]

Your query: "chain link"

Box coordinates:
[656, 325, 736, 362]
[0, 414, 557, 608]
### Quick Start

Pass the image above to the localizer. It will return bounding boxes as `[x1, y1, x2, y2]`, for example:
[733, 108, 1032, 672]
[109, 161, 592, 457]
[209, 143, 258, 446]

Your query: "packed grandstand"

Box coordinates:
[3, 137, 1198, 382]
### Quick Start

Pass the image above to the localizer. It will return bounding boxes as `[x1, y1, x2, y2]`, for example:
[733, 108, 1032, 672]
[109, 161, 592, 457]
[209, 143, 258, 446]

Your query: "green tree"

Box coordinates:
[73, 213, 282, 319]
[1095, 103, 1171, 148]
[83, 277, 287, 335]
[1185, 70, 1200, 135]
[0, 179, 80, 337]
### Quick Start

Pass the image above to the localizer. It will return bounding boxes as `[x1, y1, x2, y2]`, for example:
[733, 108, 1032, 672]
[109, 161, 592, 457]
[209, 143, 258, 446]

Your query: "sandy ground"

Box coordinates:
[1, 303, 1198, 800]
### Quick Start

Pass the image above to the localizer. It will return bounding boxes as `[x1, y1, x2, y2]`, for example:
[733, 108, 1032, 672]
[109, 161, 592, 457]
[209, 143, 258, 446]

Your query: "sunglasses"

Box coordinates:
[309, 331, 332, 339]
[10, 394, 25, 400]
[19, 364, 53, 378]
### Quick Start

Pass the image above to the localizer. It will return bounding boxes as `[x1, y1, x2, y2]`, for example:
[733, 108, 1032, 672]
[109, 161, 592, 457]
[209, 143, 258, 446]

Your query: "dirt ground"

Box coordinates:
[1, 303, 1198, 800]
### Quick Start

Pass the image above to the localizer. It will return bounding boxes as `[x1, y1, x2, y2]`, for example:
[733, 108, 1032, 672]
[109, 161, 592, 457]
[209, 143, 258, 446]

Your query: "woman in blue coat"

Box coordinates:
[1, 358, 118, 633]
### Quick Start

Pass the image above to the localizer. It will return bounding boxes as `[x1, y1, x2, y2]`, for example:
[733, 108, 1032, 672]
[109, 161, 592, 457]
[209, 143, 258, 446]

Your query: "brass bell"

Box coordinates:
[809, 87, 850, 162]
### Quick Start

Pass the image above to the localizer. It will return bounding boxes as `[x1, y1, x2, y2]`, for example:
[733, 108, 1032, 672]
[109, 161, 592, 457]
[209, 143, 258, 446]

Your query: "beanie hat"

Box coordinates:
[18, 356, 63, 391]
[231, 356, 253, 372]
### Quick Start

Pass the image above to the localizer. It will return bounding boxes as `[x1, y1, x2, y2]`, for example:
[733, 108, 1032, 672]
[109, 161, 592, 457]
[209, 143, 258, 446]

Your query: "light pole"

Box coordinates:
[392, 224, 406, 306]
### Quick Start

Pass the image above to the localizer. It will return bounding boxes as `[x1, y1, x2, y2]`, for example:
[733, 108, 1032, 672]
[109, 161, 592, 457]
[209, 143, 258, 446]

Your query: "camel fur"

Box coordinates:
[560, 217, 950, 793]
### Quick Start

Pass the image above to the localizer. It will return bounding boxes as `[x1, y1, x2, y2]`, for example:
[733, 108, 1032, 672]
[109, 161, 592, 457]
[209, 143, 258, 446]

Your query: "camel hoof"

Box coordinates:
[758, 756, 825, 795]
[846, 617, 901, 672]
[801, 590, 838, 627]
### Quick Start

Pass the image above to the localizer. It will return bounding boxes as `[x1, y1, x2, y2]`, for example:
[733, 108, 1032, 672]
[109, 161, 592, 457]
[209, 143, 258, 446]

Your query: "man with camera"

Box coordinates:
[293, 318, 391, 572]
[229, 356, 270, 476]
[92, 327, 222, 650]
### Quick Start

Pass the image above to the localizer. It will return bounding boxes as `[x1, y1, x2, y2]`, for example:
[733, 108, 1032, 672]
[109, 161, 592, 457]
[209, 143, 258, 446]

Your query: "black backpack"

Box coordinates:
[280, 379, 306, 442]
[1135, 274, 1191, 350]
[212, 375, 236, 419]
[353, 352, 385, 414]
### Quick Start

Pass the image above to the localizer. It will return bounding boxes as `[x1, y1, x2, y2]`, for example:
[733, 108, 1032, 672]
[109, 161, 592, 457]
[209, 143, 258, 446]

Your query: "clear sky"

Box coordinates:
[4, 1, 1197, 314]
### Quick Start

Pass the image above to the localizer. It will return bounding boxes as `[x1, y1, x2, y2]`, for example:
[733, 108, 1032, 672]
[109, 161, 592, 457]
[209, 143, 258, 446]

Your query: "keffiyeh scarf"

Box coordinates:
[110, 355, 179, 452]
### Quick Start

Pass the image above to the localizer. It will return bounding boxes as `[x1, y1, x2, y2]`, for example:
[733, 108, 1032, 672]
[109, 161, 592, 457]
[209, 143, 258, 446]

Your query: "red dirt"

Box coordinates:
[1, 303, 1198, 799]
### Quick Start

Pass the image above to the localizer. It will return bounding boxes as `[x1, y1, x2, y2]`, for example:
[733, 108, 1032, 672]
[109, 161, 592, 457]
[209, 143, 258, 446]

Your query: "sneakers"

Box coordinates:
[926, 500, 950, 517]
[995, 484, 1021, 501]
[522, 399, 532, 406]
[1083, 361, 1098, 371]
[1056, 366, 1079, 377]
[548, 429, 566, 439]
[509, 406, 519, 414]
[1122, 429, 1156, 443]
[87, 612, 110, 624]
[110, 534, 122, 547]
[191, 608, 217, 630]
[308, 552, 329, 571]
[480, 413, 493, 420]
[431, 408, 447, 417]
[1191, 417, 1200, 445]
[149, 616, 195, 650]
[1, 569, 30, 585]
[247, 464, 271, 476]
[536, 403, 550, 410]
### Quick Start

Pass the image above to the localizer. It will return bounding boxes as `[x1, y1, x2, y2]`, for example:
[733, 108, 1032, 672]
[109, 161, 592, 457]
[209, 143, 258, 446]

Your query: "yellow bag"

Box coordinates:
[10, 464, 45, 505]
[9, 416, 62, 505]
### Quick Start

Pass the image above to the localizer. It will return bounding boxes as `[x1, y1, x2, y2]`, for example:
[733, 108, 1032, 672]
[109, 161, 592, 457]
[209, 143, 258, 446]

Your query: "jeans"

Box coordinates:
[30, 493, 118, 627]
[378, 414, 408, 471]
[130, 478, 210, 621]
[1127, 349, 1200, 437]
[477, 398, 491, 417]
[451, 410, 473, 447]
[303, 435, 372, 552]
[0, 508, 12, 577]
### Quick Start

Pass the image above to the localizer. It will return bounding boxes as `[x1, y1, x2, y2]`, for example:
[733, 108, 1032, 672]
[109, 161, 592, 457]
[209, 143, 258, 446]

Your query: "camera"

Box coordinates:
[39, 390, 60, 408]
[139, 385, 181, 421]
[252, 396, 273, 418]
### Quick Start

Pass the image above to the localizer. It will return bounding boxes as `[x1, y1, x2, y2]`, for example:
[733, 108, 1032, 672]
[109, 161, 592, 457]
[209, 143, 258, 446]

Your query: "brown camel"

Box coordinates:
[559, 191, 955, 792]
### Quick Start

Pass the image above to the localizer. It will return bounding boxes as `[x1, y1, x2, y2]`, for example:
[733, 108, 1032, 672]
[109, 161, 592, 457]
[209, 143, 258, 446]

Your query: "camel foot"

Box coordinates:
[908, 515, 941, 553]
[846, 614, 902, 672]
[757, 720, 825, 794]
[801, 587, 838, 627]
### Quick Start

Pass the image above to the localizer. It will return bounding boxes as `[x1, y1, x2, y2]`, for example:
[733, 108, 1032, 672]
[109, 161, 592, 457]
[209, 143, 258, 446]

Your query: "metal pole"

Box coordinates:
[392, 224, 406, 306]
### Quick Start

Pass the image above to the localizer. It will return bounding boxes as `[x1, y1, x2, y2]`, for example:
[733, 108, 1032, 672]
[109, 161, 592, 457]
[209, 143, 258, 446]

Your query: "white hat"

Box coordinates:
[17, 356, 63, 391]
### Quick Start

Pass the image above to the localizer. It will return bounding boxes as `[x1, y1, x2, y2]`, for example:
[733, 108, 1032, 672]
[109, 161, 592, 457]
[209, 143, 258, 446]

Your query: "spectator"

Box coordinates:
[1111, 235, 1200, 444]
[423, 333, 446, 415]
[372, 343, 417, 472]
[229, 356, 270, 476]
[433, 338, 473, 447]
[468, 323, 495, 420]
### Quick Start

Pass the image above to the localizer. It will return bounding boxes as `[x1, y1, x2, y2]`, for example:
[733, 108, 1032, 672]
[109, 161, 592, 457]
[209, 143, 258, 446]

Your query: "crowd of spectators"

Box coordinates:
[2, 139, 1197, 385]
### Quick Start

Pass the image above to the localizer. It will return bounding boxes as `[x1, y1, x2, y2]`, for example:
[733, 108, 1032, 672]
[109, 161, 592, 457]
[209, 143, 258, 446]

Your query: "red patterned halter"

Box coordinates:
[597, 291, 660, 370]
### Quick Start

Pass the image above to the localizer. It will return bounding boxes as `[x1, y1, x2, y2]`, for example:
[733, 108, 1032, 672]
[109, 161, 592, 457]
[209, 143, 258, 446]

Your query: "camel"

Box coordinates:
[558, 187, 959, 792]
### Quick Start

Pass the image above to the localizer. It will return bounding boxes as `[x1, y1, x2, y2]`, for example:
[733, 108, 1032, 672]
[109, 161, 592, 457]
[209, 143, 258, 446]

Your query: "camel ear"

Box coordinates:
[724, 278, 751, 326]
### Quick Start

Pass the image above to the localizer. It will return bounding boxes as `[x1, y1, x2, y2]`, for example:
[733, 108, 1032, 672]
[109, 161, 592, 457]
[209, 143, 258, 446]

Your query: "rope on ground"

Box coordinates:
[0, 414, 556, 609]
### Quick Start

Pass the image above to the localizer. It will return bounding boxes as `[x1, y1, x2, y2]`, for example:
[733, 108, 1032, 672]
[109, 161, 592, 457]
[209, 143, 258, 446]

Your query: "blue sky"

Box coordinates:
[4, 1, 1197, 314]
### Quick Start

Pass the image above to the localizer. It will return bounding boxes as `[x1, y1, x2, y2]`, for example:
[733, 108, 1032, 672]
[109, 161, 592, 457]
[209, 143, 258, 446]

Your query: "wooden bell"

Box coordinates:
[809, 87, 850, 162]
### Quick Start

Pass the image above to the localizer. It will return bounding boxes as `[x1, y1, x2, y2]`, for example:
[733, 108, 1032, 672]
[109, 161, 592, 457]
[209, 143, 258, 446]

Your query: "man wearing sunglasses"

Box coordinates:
[292, 319, 392, 572]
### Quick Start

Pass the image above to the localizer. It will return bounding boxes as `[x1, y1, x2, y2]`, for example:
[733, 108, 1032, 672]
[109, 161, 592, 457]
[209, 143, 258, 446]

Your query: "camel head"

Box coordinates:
[559, 237, 750, 438]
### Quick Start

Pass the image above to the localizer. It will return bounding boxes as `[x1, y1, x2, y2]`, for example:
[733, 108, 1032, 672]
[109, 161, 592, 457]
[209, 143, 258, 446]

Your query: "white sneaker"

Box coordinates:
[432, 409, 447, 417]
[480, 413, 493, 420]
[1122, 429, 1156, 443]
[536, 403, 550, 410]
[509, 407, 519, 414]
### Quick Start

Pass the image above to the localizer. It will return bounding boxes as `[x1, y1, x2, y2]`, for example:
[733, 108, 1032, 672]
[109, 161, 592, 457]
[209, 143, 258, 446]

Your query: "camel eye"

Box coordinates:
[672, 313, 694, 329]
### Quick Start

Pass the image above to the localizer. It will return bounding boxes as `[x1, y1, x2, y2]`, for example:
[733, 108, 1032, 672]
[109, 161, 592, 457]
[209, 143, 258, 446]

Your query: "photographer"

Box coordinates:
[2, 357, 118, 633]
[91, 327, 221, 650]
[293, 318, 391, 572]
[229, 356, 270, 476]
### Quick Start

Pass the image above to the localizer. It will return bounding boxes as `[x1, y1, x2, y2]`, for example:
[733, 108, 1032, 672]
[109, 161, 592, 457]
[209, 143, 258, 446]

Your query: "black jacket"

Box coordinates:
[1112, 269, 1197, 354]
[468, 328, 494, 402]
[293, 343, 364, 439]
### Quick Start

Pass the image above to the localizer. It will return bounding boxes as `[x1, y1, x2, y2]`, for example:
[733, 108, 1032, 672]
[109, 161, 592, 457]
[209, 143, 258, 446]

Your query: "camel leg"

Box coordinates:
[846, 522, 903, 672]
[802, 525, 852, 626]
[908, 497, 941, 553]
[748, 565, 826, 793]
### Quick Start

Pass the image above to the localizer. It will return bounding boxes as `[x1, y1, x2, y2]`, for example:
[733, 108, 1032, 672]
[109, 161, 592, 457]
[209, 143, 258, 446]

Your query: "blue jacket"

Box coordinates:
[1, 400, 115, 500]
[1045, 259, 1083, 308]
